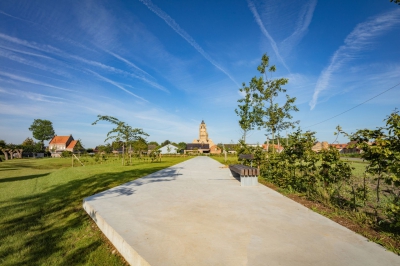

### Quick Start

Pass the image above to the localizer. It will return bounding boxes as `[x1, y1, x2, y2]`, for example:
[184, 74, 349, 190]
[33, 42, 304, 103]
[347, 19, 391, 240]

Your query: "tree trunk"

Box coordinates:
[122, 144, 125, 166]
[15, 149, 23, 159]
[277, 136, 280, 153]
[1, 149, 9, 160]
[8, 149, 14, 160]
[271, 131, 275, 154]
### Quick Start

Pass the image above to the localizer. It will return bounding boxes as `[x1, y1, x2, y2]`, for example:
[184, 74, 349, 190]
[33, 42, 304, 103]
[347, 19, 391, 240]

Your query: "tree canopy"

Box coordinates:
[29, 119, 55, 147]
[236, 53, 298, 147]
[92, 115, 149, 165]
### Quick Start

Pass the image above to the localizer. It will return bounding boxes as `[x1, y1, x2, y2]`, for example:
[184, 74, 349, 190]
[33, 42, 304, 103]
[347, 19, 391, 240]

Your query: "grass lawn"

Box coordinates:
[0, 156, 190, 265]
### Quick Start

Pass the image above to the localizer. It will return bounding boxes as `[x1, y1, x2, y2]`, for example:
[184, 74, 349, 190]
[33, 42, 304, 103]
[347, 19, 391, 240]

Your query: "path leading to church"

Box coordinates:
[83, 157, 400, 266]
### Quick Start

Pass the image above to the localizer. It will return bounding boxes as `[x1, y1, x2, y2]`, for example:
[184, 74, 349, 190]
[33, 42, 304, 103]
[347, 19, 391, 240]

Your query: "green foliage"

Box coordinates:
[236, 53, 298, 148]
[149, 149, 161, 162]
[132, 138, 148, 152]
[0, 139, 6, 148]
[96, 144, 112, 153]
[22, 142, 42, 153]
[22, 137, 35, 146]
[236, 84, 255, 142]
[61, 150, 72, 158]
[161, 140, 171, 146]
[148, 141, 159, 146]
[92, 115, 149, 166]
[73, 139, 85, 153]
[28, 119, 55, 146]
[177, 142, 187, 151]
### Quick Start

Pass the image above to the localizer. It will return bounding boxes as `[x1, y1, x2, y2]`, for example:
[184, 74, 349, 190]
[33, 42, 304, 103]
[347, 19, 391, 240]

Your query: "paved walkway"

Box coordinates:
[83, 157, 400, 266]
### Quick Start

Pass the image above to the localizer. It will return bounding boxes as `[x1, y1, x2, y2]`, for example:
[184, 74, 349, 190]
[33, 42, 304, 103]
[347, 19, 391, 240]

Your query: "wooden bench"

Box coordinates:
[229, 154, 259, 186]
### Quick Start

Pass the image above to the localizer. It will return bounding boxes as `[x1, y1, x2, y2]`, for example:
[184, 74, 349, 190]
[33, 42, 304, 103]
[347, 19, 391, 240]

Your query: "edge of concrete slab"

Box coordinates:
[83, 200, 150, 266]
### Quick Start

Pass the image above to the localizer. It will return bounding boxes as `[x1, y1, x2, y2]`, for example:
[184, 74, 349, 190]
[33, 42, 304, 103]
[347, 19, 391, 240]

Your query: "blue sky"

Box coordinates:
[0, 0, 399, 148]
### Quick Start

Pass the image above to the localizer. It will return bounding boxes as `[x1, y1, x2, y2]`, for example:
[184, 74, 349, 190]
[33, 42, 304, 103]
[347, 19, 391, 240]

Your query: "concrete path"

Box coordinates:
[83, 157, 400, 266]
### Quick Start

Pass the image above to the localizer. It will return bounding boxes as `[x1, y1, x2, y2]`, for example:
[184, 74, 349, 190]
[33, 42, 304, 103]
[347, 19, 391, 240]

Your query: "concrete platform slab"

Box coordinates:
[83, 157, 400, 265]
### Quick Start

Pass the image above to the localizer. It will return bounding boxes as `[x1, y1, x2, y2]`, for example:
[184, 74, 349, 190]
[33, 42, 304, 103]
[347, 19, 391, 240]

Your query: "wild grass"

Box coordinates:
[0, 156, 189, 265]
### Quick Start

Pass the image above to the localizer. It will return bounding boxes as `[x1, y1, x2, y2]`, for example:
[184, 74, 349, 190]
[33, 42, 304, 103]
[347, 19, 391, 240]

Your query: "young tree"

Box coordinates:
[238, 54, 298, 151]
[29, 119, 55, 150]
[236, 84, 255, 143]
[22, 137, 35, 146]
[73, 139, 85, 156]
[132, 138, 148, 155]
[92, 115, 149, 165]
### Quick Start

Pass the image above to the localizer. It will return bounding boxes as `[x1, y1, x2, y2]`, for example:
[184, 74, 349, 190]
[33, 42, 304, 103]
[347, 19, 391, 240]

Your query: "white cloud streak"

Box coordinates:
[105, 50, 151, 77]
[0, 87, 64, 103]
[0, 33, 169, 92]
[247, 0, 290, 72]
[310, 9, 400, 110]
[281, 0, 317, 56]
[86, 69, 149, 102]
[0, 71, 73, 92]
[138, 0, 239, 87]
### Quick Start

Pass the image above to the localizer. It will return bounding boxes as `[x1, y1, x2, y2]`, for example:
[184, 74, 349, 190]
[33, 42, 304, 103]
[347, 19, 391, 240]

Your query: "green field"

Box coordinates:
[0, 156, 190, 265]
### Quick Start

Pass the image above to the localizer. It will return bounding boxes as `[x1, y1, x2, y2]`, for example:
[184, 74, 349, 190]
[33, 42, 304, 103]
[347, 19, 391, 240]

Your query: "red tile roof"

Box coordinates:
[49, 135, 72, 144]
[67, 140, 78, 150]
[330, 144, 348, 149]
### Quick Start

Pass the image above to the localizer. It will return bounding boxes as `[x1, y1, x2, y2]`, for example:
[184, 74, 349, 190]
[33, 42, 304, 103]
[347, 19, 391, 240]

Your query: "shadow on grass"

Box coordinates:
[0, 168, 19, 172]
[0, 165, 180, 265]
[0, 173, 50, 183]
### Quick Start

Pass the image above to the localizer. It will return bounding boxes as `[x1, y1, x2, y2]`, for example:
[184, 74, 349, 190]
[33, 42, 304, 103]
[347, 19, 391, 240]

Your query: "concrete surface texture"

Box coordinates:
[83, 157, 400, 266]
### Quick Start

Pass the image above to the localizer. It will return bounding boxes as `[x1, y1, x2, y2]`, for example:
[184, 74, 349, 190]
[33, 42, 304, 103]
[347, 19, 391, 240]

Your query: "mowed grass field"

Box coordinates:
[0, 156, 190, 265]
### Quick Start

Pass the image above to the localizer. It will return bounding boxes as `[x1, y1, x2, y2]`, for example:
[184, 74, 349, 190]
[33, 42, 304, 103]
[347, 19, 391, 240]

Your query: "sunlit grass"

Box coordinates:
[0, 156, 189, 265]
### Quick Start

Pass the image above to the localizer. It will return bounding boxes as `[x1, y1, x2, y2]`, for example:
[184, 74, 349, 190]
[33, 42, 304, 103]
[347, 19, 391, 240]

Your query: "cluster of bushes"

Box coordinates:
[238, 111, 400, 229]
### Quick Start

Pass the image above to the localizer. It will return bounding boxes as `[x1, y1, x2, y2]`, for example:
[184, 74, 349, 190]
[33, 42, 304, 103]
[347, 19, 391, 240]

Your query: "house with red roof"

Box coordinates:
[262, 143, 284, 153]
[329, 143, 348, 153]
[48, 135, 81, 157]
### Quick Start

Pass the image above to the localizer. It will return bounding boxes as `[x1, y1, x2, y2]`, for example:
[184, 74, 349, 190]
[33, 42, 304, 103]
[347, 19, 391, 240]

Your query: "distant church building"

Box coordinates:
[185, 120, 221, 154]
[192, 120, 215, 147]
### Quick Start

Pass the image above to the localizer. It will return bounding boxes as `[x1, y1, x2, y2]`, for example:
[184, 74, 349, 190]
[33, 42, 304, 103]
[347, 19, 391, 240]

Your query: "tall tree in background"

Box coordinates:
[29, 119, 55, 150]
[92, 115, 149, 165]
[238, 53, 298, 151]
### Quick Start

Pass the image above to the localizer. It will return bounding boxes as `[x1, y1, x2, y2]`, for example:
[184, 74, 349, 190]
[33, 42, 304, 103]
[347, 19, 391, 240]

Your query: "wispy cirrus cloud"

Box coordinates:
[0, 71, 73, 92]
[310, 9, 400, 110]
[281, 0, 317, 56]
[86, 69, 148, 102]
[247, 0, 289, 71]
[0, 87, 64, 103]
[0, 48, 73, 78]
[0, 32, 169, 92]
[105, 50, 151, 77]
[139, 0, 239, 87]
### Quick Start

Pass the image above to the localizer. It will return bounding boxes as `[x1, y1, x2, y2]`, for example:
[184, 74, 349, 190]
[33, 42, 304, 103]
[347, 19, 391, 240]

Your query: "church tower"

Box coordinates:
[199, 120, 208, 142]
[192, 120, 215, 147]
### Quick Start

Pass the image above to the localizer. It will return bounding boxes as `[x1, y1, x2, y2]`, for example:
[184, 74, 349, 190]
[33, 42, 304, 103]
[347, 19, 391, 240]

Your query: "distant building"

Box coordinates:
[186, 120, 215, 154]
[330, 143, 348, 153]
[262, 143, 284, 153]
[185, 143, 210, 154]
[192, 120, 215, 146]
[312, 141, 329, 152]
[159, 144, 179, 154]
[48, 135, 81, 157]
